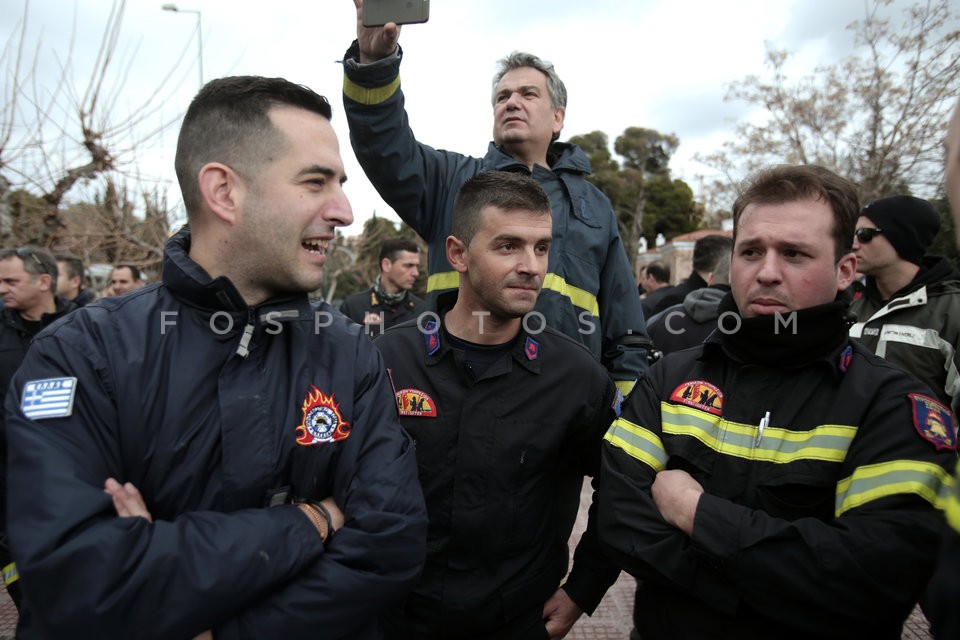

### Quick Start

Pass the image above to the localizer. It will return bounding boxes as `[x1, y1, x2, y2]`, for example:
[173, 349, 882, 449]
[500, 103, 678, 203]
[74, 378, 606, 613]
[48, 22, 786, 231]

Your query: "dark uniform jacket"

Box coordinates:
[4, 228, 428, 639]
[0, 295, 76, 607]
[342, 42, 650, 392]
[374, 313, 621, 638]
[849, 255, 960, 411]
[0, 296, 77, 400]
[339, 286, 427, 337]
[647, 285, 730, 355]
[599, 295, 956, 639]
[927, 466, 960, 640]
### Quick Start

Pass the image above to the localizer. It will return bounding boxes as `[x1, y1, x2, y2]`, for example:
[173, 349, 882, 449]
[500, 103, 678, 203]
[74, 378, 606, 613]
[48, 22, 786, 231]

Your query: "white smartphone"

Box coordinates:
[362, 0, 430, 27]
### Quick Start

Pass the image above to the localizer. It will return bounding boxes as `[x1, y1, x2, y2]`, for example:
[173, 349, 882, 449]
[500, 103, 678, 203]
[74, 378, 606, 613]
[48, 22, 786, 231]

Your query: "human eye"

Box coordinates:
[536, 242, 551, 254]
[783, 248, 810, 261]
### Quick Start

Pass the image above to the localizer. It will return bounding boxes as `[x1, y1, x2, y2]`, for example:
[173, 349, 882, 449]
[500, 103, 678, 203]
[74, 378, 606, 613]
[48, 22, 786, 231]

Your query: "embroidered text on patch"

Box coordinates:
[20, 377, 77, 420]
[669, 380, 723, 416]
[296, 386, 350, 445]
[396, 388, 438, 417]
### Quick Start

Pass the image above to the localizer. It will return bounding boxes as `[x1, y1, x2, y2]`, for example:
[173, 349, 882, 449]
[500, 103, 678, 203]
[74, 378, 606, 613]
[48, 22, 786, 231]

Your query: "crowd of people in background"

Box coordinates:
[0, 1, 958, 638]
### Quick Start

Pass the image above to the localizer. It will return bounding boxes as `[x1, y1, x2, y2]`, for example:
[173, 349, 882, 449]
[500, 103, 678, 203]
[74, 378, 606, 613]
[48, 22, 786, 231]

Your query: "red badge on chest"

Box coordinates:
[396, 388, 438, 417]
[670, 380, 723, 416]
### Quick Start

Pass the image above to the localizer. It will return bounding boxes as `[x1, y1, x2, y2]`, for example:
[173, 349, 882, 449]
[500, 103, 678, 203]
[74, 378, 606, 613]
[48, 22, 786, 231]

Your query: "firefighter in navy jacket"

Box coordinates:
[599, 165, 957, 639]
[3, 77, 427, 639]
[374, 172, 621, 639]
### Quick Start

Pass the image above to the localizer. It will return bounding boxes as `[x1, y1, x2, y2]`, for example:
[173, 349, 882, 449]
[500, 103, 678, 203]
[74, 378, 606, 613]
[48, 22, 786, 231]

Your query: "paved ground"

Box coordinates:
[0, 482, 935, 638]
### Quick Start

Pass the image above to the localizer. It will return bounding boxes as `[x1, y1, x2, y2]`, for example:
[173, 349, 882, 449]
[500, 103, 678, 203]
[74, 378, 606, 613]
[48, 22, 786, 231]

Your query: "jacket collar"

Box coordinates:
[162, 226, 311, 318]
[485, 141, 593, 174]
[1, 295, 76, 333]
[422, 291, 542, 376]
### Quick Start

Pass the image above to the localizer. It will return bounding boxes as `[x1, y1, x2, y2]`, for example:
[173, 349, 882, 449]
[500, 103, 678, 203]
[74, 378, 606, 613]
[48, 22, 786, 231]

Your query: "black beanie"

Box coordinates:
[861, 195, 940, 265]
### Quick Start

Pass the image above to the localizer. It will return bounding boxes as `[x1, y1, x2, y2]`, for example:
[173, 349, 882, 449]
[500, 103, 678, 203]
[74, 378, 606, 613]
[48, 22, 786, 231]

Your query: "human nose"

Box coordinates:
[504, 91, 522, 110]
[516, 248, 544, 276]
[324, 187, 354, 228]
[755, 253, 782, 284]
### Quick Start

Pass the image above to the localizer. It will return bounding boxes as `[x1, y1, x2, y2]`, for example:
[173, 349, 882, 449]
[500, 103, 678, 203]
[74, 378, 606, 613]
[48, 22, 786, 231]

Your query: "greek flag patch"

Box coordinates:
[20, 377, 77, 420]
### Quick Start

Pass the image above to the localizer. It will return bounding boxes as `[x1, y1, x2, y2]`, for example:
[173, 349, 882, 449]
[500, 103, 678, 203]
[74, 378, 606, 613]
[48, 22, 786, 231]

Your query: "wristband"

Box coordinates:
[312, 501, 336, 543]
[295, 500, 336, 545]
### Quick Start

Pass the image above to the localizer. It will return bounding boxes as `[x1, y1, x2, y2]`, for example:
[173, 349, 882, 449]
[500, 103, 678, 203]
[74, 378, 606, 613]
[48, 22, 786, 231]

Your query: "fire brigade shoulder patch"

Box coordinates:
[669, 380, 723, 416]
[839, 345, 853, 373]
[908, 393, 957, 451]
[396, 388, 438, 417]
[524, 337, 539, 361]
[296, 386, 350, 446]
[422, 320, 440, 356]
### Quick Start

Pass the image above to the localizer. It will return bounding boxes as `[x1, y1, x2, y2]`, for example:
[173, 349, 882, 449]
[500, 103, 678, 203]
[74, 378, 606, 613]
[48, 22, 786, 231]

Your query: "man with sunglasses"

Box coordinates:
[849, 194, 960, 412]
[0, 246, 77, 612]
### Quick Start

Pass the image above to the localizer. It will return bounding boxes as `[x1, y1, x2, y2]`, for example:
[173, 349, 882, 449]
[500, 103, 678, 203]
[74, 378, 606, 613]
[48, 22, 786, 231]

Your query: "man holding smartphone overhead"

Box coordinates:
[342, 0, 652, 397]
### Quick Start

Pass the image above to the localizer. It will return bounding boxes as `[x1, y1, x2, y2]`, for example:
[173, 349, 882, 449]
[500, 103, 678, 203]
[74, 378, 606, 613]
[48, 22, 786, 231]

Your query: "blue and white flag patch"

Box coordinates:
[20, 377, 77, 420]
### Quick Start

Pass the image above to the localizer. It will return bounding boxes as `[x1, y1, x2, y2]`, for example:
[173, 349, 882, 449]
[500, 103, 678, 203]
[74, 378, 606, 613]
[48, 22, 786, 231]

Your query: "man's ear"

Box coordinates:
[37, 273, 53, 293]
[198, 162, 244, 225]
[836, 252, 858, 292]
[446, 235, 469, 274]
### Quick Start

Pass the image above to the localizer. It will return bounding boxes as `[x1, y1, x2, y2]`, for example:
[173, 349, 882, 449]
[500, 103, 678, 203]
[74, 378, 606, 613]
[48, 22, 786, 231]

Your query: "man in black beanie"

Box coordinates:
[850, 194, 960, 411]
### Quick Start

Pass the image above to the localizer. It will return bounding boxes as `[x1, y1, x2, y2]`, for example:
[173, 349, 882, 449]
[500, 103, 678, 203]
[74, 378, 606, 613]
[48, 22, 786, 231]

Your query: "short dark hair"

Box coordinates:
[55, 252, 85, 283]
[379, 237, 420, 266]
[175, 76, 333, 217]
[113, 264, 142, 281]
[732, 165, 859, 261]
[644, 261, 671, 284]
[692, 235, 733, 274]
[452, 172, 552, 247]
[0, 247, 58, 290]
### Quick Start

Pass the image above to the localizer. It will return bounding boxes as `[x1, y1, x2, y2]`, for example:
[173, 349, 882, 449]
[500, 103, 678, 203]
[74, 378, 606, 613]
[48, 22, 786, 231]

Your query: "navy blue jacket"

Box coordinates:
[4, 228, 427, 639]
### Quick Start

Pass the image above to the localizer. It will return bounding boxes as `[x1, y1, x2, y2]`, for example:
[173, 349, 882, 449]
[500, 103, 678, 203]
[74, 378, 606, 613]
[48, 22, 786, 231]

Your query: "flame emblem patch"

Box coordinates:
[670, 380, 723, 416]
[396, 388, 438, 417]
[296, 386, 350, 446]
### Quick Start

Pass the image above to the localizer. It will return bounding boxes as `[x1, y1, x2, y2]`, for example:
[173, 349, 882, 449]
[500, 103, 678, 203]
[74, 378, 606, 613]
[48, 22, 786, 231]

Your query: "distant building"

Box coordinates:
[635, 229, 732, 285]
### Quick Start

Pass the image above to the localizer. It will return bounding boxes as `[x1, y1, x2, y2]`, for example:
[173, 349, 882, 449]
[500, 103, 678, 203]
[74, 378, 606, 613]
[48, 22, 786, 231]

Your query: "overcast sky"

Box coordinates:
[2, 0, 916, 235]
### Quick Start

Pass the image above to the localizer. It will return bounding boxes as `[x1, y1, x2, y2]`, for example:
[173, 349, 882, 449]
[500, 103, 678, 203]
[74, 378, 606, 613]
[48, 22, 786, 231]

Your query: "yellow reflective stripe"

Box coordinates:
[661, 403, 856, 464]
[542, 274, 599, 316]
[835, 460, 952, 516]
[342, 75, 401, 106]
[603, 417, 667, 472]
[3, 562, 17, 586]
[427, 271, 460, 293]
[615, 379, 636, 396]
[945, 474, 960, 532]
[427, 271, 601, 317]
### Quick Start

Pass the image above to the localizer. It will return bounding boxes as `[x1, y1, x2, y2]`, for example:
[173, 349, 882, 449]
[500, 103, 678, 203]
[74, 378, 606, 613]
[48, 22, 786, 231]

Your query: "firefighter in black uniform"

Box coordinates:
[339, 237, 427, 337]
[375, 172, 622, 639]
[599, 165, 957, 639]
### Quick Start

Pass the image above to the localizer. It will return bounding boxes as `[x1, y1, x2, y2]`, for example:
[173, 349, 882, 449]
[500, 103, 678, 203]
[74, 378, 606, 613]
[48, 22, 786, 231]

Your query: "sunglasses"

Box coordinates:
[854, 227, 883, 243]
